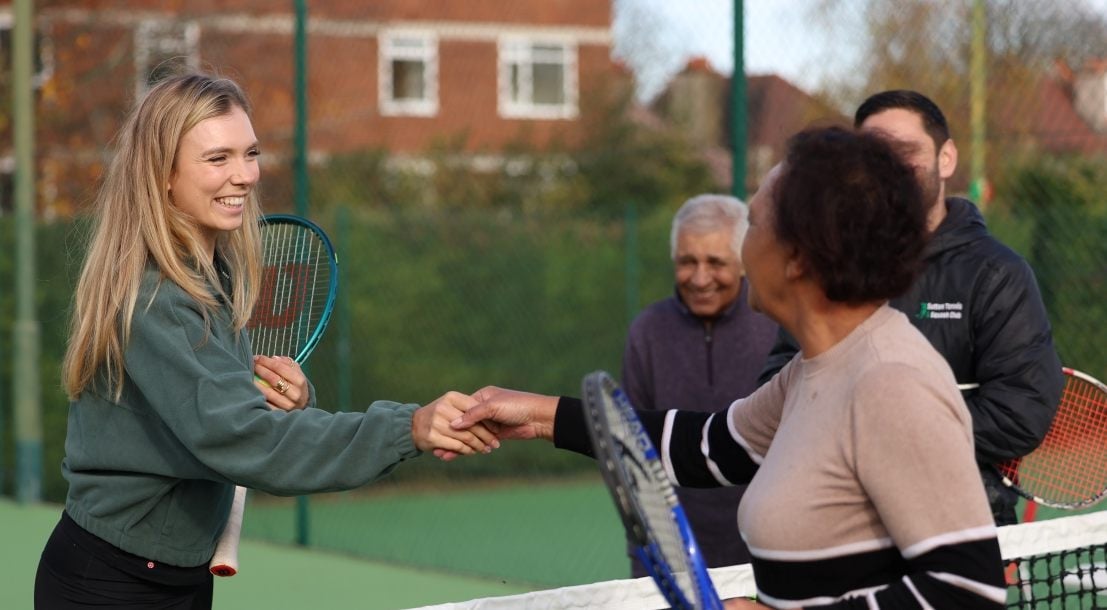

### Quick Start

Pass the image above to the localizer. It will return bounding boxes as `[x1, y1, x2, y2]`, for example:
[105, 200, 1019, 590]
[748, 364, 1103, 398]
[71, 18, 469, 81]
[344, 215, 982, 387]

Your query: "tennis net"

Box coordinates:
[409, 509, 1107, 609]
[1001, 509, 1107, 608]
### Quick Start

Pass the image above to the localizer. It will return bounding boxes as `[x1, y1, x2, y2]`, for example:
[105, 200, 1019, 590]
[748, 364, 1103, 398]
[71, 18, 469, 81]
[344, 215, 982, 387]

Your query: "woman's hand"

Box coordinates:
[452, 386, 559, 441]
[432, 386, 558, 461]
[412, 391, 500, 460]
[253, 355, 310, 411]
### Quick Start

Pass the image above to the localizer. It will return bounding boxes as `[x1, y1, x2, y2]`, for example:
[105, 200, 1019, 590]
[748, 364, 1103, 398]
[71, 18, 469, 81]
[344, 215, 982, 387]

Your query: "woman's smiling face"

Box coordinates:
[168, 104, 259, 258]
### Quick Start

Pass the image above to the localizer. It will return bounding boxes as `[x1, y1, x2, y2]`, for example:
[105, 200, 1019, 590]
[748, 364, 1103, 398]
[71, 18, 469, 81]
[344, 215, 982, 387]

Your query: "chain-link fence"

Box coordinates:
[1, 0, 1105, 588]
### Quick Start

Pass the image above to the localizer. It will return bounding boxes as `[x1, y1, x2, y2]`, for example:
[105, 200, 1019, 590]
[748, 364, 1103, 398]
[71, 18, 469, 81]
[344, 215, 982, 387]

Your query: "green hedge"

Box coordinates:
[4, 152, 1107, 502]
[0, 203, 680, 500]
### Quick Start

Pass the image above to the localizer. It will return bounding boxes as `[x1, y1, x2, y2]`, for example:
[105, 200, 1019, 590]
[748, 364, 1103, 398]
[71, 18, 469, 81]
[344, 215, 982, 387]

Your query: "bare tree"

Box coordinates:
[612, 0, 700, 103]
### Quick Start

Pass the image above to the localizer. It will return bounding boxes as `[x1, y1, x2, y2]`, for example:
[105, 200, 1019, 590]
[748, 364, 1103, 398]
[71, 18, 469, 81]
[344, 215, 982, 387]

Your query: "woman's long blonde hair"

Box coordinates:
[63, 73, 263, 401]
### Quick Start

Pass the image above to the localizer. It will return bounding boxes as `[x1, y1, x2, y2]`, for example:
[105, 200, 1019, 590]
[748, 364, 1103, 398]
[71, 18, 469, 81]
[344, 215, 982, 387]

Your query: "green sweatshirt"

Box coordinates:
[63, 267, 422, 567]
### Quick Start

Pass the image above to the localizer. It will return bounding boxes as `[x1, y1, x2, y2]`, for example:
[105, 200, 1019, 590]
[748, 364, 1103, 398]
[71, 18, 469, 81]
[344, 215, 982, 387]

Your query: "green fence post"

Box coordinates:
[293, 0, 310, 546]
[730, 0, 747, 200]
[13, 0, 42, 504]
[969, 0, 988, 207]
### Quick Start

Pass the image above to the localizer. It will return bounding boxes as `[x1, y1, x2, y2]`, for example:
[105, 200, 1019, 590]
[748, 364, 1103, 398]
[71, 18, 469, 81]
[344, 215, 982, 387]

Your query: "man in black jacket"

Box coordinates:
[756, 90, 1063, 526]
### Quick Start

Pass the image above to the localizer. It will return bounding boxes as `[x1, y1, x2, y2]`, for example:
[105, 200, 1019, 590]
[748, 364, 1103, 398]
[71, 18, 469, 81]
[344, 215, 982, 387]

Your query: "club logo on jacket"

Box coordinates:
[916, 301, 964, 320]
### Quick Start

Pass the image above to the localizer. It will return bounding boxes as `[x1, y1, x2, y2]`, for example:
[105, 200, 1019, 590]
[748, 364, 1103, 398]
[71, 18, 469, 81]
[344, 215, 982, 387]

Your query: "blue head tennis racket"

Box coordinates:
[582, 370, 723, 610]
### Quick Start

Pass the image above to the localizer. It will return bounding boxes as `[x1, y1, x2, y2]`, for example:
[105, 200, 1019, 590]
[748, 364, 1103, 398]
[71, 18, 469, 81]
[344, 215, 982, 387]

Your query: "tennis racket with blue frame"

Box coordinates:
[247, 214, 338, 365]
[582, 370, 723, 610]
[210, 214, 339, 576]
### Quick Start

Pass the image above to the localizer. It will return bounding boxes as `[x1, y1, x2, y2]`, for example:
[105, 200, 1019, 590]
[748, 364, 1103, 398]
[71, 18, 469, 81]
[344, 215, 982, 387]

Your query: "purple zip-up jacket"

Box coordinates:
[620, 277, 778, 571]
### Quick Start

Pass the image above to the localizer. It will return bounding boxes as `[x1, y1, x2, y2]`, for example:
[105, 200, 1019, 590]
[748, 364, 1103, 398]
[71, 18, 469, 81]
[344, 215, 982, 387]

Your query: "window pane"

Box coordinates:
[392, 59, 425, 101]
[136, 22, 196, 94]
[509, 63, 524, 103]
[532, 62, 564, 105]
[531, 44, 563, 61]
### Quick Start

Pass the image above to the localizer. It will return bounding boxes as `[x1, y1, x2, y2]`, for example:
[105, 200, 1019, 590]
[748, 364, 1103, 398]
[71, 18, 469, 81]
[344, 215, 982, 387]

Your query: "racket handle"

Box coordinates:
[210, 485, 248, 577]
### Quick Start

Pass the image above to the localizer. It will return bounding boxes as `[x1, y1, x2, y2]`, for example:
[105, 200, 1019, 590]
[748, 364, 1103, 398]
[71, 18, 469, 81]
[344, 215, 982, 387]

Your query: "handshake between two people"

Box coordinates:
[253, 353, 554, 463]
[412, 386, 560, 461]
[414, 388, 777, 610]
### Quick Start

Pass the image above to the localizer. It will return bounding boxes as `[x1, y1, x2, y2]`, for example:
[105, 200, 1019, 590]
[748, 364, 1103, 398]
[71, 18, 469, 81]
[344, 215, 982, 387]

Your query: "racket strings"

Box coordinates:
[605, 391, 708, 608]
[1001, 375, 1107, 506]
[637, 465, 699, 602]
[250, 223, 333, 360]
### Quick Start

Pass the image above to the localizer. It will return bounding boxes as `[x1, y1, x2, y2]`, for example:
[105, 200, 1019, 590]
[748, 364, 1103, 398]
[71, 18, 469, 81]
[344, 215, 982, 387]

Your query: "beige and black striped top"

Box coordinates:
[555, 305, 1006, 608]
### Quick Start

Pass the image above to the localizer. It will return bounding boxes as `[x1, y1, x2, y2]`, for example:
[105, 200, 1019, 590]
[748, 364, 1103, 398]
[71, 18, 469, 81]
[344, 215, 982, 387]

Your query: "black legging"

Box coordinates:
[34, 512, 213, 610]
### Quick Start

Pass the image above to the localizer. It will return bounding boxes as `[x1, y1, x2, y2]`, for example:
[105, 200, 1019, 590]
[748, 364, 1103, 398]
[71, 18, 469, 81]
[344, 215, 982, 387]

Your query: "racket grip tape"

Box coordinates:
[210, 485, 248, 577]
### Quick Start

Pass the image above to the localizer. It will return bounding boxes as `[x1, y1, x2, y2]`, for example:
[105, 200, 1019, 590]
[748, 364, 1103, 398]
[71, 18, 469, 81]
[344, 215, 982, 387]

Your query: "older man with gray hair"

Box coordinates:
[620, 193, 778, 574]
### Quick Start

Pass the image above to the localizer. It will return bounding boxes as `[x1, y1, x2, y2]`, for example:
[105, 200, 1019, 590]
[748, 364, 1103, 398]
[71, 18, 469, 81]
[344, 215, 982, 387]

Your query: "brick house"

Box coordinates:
[648, 58, 845, 195]
[0, 0, 618, 216]
[650, 56, 1107, 197]
[990, 59, 1107, 157]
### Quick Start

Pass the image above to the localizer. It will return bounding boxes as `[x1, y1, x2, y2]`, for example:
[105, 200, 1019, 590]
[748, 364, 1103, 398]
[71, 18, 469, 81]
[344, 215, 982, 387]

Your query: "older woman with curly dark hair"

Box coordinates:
[452, 126, 1005, 609]
[761, 127, 927, 304]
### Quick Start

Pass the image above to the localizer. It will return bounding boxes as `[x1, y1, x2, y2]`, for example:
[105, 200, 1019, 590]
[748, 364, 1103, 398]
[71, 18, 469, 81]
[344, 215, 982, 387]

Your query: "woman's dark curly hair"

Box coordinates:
[772, 126, 928, 304]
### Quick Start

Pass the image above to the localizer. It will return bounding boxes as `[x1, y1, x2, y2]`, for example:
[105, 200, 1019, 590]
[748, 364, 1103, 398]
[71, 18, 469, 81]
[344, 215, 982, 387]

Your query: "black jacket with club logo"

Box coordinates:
[757, 197, 1063, 519]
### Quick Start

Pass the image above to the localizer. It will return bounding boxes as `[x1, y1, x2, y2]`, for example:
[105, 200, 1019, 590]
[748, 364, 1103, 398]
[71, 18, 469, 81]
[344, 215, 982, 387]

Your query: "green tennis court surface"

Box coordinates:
[0, 499, 528, 609]
[7, 485, 1087, 608]
[1, 477, 628, 609]
[242, 476, 628, 588]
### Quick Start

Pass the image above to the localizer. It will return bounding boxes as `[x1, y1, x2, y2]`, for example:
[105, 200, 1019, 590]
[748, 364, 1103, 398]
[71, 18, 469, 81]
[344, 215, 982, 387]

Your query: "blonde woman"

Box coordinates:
[34, 73, 496, 609]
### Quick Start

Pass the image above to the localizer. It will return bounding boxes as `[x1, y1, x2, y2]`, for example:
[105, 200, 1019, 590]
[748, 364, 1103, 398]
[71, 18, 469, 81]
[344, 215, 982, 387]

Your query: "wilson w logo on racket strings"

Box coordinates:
[251, 263, 314, 329]
[245, 215, 337, 362]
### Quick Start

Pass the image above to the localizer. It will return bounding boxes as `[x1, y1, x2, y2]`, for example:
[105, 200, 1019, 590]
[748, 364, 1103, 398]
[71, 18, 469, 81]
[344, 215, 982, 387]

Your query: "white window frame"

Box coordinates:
[498, 36, 578, 120]
[378, 30, 439, 117]
[134, 19, 200, 99]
